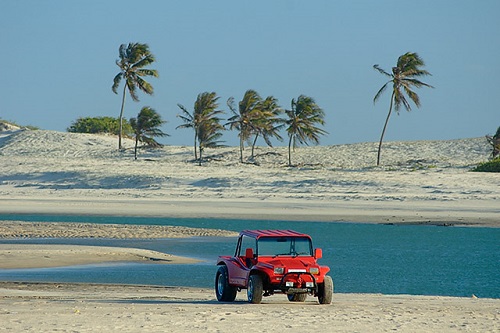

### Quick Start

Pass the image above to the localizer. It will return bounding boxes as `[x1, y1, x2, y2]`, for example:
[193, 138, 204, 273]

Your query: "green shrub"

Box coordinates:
[471, 158, 500, 172]
[67, 116, 133, 136]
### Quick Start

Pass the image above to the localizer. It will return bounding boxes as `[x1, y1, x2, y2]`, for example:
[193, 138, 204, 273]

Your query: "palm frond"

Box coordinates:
[176, 103, 192, 118]
[126, 79, 139, 101]
[136, 68, 159, 78]
[373, 64, 392, 77]
[403, 78, 434, 89]
[373, 81, 390, 103]
[226, 97, 236, 114]
[133, 55, 157, 69]
[135, 77, 154, 95]
[112, 73, 123, 94]
[118, 43, 128, 60]
[404, 87, 420, 108]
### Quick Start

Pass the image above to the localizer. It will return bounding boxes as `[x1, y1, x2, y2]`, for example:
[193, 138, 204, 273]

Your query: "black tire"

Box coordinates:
[247, 274, 263, 304]
[215, 265, 237, 302]
[318, 275, 333, 304]
[287, 293, 307, 302]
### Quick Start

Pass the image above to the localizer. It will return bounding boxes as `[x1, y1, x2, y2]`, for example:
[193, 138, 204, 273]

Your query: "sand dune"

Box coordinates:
[0, 129, 498, 226]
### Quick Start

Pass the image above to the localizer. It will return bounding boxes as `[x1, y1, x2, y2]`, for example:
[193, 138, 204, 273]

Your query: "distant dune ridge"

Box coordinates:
[0, 128, 498, 226]
[0, 128, 491, 168]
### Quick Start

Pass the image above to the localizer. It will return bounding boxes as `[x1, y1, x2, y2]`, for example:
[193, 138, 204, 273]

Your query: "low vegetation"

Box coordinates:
[472, 126, 500, 172]
[0, 119, 38, 130]
[471, 158, 500, 173]
[67, 116, 133, 136]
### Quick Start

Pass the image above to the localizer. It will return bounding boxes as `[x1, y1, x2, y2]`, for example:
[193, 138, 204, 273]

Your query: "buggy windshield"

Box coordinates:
[257, 237, 312, 257]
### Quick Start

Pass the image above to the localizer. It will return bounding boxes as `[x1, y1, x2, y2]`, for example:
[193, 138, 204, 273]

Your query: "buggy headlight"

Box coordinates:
[274, 267, 285, 275]
[309, 267, 320, 275]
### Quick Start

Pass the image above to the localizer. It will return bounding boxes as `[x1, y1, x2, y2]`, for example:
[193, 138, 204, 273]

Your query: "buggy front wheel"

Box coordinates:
[318, 275, 333, 304]
[247, 274, 263, 304]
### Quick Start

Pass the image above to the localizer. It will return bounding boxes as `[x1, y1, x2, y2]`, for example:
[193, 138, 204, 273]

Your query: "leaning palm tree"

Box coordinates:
[112, 43, 159, 149]
[250, 96, 284, 159]
[226, 90, 263, 162]
[373, 52, 433, 166]
[197, 117, 225, 166]
[129, 106, 168, 160]
[285, 95, 327, 166]
[177, 92, 224, 161]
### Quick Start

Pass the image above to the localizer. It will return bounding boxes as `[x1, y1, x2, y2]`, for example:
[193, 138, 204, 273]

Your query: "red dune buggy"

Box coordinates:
[215, 229, 333, 304]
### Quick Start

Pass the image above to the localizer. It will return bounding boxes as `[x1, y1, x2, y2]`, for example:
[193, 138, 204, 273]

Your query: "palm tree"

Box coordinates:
[112, 43, 159, 150]
[129, 106, 168, 160]
[177, 92, 224, 162]
[250, 96, 284, 159]
[197, 116, 225, 166]
[373, 52, 433, 166]
[285, 95, 327, 166]
[226, 90, 263, 162]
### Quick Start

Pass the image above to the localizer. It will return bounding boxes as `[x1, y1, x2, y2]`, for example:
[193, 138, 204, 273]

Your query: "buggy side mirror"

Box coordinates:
[245, 247, 254, 259]
[314, 248, 322, 259]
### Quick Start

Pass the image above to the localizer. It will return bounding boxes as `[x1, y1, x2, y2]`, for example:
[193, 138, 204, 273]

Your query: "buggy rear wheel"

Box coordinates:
[215, 265, 237, 302]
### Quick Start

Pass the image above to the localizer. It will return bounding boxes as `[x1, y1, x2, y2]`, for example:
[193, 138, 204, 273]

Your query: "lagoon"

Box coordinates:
[0, 214, 498, 299]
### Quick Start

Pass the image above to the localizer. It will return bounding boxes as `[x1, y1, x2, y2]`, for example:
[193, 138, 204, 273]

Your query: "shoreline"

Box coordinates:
[2, 280, 499, 299]
[1, 196, 498, 227]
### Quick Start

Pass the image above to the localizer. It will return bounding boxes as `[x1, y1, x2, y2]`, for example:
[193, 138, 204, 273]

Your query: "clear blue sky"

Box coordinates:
[1, 0, 499, 146]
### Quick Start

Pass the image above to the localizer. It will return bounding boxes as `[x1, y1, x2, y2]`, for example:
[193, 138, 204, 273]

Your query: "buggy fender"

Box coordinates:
[224, 257, 249, 287]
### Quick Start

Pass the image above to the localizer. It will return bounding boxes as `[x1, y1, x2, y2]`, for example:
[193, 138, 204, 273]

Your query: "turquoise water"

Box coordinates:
[0, 214, 498, 298]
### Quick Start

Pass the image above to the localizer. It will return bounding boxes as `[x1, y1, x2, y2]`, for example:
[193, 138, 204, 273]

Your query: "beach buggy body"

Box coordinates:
[215, 229, 333, 304]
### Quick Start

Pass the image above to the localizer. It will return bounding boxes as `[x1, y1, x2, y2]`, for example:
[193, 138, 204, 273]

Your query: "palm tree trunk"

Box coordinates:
[199, 147, 203, 166]
[194, 132, 198, 161]
[239, 135, 244, 163]
[134, 136, 139, 160]
[288, 135, 293, 166]
[118, 84, 127, 150]
[377, 92, 394, 166]
[251, 134, 259, 159]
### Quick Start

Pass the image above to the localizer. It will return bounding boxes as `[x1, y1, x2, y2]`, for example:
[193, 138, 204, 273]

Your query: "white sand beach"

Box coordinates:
[1, 282, 498, 333]
[0, 129, 499, 332]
